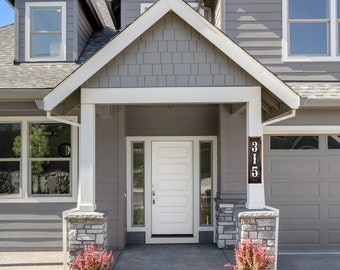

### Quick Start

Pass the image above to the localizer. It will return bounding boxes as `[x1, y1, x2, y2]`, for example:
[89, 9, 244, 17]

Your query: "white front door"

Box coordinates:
[151, 141, 193, 236]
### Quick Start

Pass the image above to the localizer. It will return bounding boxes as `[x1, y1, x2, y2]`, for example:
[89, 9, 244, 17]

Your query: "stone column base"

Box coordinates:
[236, 209, 279, 270]
[65, 211, 107, 268]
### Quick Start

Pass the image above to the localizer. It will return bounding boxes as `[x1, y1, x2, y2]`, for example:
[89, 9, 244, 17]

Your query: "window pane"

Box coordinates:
[31, 8, 61, 32]
[270, 136, 319, 149]
[338, 22, 340, 54]
[328, 135, 340, 149]
[29, 123, 71, 158]
[132, 143, 144, 226]
[31, 34, 61, 57]
[290, 23, 328, 55]
[0, 162, 20, 194]
[0, 123, 21, 158]
[200, 142, 212, 226]
[289, 0, 328, 19]
[31, 161, 70, 195]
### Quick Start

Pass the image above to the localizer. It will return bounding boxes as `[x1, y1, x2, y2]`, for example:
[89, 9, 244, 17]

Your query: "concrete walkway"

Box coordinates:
[0, 246, 339, 269]
[0, 251, 63, 270]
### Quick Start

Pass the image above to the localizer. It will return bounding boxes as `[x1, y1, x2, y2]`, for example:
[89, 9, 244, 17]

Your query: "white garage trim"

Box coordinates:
[264, 126, 340, 135]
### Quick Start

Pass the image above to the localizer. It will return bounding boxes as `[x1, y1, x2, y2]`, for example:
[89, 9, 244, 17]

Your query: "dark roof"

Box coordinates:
[78, 27, 118, 63]
[0, 24, 117, 90]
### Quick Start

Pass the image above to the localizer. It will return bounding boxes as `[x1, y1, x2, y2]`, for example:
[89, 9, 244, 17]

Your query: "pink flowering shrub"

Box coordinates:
[225, 238, 275, 270]
[71, 244, 114, 270]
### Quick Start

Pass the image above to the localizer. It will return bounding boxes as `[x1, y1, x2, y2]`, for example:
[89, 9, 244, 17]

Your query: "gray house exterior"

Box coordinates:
[1, 0, 340, 266]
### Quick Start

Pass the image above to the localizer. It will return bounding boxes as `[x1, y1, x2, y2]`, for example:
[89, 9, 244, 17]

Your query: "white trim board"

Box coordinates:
[126, 136, 217, 244]
[81, 87, 261, 104]
[264, 125, 340, 135]
[43, 0, 299, 111]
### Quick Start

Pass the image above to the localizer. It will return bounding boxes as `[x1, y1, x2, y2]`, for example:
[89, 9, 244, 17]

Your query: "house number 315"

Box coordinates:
[248, 137, 262, 184]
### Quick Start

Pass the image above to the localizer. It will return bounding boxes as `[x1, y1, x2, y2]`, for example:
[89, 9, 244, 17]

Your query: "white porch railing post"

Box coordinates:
[246, 89, 265, 209]
[78, 103, 96, 212]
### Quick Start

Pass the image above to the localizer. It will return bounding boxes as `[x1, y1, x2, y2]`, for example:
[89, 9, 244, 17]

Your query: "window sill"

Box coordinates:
[283, 56, 340, 62]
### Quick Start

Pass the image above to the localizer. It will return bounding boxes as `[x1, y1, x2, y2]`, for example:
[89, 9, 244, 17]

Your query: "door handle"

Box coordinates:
[152, 190, 156, 204]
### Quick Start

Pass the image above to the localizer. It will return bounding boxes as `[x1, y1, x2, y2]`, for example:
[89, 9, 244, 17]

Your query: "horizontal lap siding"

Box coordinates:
[96, 105, 126, 249]
[0, 203, 76, 251]
[225, 0, 340, 81]
[78, 3, 93, 57]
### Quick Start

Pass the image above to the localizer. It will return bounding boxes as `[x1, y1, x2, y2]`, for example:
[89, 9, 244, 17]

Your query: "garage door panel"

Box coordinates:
[326, 159, 340, 175]
[327, 230, 340, 244]
[279, 230, 320, 245]
[264, 135, 340, 250]
[327, 205, 340, 220]
[268, 158, 321, 176]
[278, 205, 320, 220]
[327, 182, 340, 199]
[268, 181, 321, 199]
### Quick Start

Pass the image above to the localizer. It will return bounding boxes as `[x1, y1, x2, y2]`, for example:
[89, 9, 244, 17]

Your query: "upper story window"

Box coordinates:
[25, 2, 66, 61]
[283, 0, 340, 61]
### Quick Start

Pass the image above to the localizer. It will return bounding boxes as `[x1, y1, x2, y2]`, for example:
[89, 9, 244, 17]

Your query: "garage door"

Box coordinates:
[264, 135, 340, 251]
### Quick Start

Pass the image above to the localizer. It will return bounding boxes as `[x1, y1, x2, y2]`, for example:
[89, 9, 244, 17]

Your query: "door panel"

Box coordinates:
[152, 141, 193, 235]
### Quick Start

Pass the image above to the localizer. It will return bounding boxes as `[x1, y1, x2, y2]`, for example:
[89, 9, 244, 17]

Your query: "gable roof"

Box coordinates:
[43, 0, 299, 111]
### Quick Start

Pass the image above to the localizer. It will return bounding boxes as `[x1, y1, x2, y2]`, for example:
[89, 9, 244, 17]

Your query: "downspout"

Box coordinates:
[46, 111, 80, 127]
[264, 205, 279, 270]
[262, 110, 296, 127]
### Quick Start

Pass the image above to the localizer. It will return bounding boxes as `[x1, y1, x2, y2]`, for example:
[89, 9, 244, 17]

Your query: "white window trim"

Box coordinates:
[0, 116, 78, 203]
[282, 0, 340, 62]
[126, 136, 217, 243]
[25, 2, 67, 62]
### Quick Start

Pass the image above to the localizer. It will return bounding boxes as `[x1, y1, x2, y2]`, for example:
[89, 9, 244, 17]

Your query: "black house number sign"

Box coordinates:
[248, 136, 262, 184]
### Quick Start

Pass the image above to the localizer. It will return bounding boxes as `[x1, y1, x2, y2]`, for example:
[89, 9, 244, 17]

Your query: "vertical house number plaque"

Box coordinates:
[248, 136, 262, 184]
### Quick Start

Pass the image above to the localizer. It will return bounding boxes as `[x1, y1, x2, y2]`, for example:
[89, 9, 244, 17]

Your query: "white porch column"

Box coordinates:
[78, 103, 96, 212]
[246, 90, 265, 209]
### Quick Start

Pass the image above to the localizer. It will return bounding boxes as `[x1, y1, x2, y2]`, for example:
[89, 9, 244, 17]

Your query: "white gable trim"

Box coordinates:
[43, 0, 299, 111]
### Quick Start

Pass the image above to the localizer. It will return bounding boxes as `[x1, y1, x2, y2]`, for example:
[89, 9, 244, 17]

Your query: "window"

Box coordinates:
[328, 135, 340, 148]
[132, 142, 145, 226]
[0, 117, 77, 202]
[200, 142, 212, 226]
[25, 2, 66, 61]
[0, 123, 21, 195]
[283, 0, 340, 61]
[270, 136, 319, 149]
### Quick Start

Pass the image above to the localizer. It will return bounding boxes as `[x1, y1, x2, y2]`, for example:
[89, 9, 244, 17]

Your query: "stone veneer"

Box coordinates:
[215, 199, 246, 248]
[236, 210, 278, 270]
[65, 211, 107, 268]
[216, 199, 279, 269]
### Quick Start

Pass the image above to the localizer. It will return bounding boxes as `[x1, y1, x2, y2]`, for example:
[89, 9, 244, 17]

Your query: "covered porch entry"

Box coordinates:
[79, 86, 266, 246]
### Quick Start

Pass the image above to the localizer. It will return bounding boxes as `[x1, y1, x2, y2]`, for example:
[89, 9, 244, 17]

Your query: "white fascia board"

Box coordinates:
[43, 0, 170, 111]
[168, 0, 299, 109]
[81, 86, 261, 105]
[263, 125, 340, 135]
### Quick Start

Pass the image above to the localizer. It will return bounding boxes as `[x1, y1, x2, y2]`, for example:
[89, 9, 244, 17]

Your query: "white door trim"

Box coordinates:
[126, 136, 217, 244]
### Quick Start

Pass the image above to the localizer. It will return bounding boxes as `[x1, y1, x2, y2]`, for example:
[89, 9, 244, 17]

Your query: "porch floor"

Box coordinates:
[112, 244, 229, 270]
